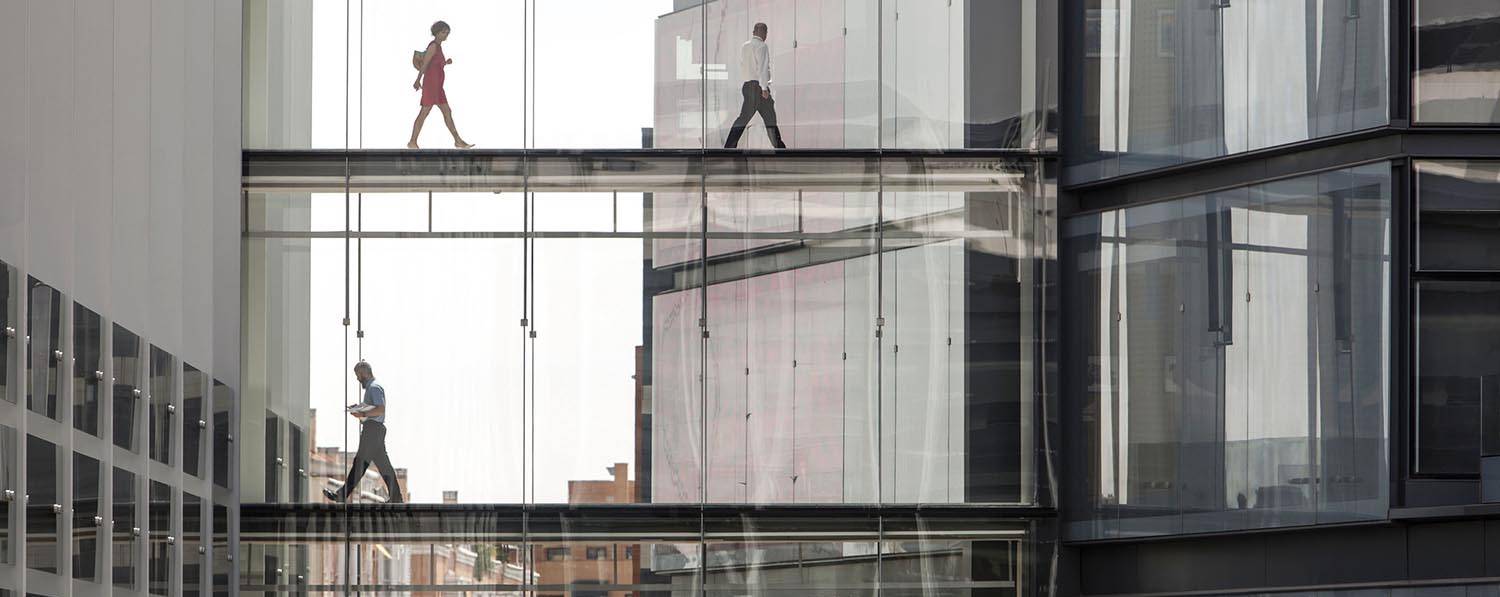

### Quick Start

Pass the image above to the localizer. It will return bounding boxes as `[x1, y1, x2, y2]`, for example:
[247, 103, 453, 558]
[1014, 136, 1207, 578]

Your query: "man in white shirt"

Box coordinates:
[724, 22, 787, 149]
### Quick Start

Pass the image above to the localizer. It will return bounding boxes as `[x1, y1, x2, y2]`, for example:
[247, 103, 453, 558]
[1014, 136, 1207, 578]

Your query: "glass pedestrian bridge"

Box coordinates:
[241, 147, 1058, 595]
[239, 502, 1048, 594]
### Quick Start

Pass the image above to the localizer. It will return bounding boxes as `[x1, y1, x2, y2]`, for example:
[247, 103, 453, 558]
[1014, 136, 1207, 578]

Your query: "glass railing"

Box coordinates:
[242, 153, 1056, 507]
[237, 506, 1042, 595]
[242, 0, 1058, 151]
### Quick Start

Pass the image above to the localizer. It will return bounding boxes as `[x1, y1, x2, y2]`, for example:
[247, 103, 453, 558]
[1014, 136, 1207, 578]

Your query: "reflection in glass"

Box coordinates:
[0, 260, 13, 405]
[184, 493, 203, 597]
[1418, 160, 1500, 271]
[264, 414, 280, 502]
[73, 304, 104, 436]
[288, 424, 305, 502]
[659, 0, 1056, 150]
[27, 278, 62, 420]
[113, 325, 143, 452]
[1072, 0, 1387, 182]
[0, 426, 14, 565]
[1062, 163, 1391, 539]
[73, 453, 103, 582]
[213, 381, 234, 489]
[1417, 282, 1499, 475]
[1416, 0, 1500, 124]
[113, 467, 137, 589]
[184, 364, 205, 478]
[26, 435, 59, 573]
[212, 503, 230, 597]
[149, 346, 175, 464]
[149, 481, 172, 596]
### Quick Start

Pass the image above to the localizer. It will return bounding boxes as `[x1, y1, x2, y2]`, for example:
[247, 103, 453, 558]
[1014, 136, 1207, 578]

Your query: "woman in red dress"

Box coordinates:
[408, 21, 474, 149]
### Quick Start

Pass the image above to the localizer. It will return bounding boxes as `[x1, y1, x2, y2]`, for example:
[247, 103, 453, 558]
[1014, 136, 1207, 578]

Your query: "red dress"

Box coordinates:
[420, 43, 447, 106]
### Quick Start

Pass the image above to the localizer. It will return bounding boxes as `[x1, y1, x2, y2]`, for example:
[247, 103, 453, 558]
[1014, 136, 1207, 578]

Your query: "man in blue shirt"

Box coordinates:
[323, 361, 404, 503]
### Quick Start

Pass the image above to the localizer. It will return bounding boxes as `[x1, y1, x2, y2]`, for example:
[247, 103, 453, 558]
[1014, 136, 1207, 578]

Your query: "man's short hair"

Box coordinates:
[753, 22, 768, 34]
[353, 361, 373, 374]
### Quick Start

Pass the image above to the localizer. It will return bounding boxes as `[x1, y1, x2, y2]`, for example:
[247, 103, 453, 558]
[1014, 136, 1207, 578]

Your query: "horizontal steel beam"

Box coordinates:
[240, 502, 1053, 543]
[243, 148, 1050, 193]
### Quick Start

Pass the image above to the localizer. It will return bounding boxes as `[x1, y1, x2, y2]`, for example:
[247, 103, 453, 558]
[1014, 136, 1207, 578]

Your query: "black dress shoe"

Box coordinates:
[323, 488, 344, 503]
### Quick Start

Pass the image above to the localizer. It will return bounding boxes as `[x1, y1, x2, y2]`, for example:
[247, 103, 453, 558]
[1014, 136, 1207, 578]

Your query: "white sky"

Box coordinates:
[305, 0, 673, 504]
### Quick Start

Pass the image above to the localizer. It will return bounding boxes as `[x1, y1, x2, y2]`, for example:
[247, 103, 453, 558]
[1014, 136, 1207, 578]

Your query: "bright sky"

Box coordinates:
[305, 0, 673, 504]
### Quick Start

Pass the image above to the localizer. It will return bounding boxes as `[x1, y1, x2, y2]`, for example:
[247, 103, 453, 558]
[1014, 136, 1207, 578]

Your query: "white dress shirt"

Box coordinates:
[740, 36, 772, 92]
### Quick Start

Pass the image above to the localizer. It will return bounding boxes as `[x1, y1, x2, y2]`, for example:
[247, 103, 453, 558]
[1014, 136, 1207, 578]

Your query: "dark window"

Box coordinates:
[26, 435, 59, 572]
[1417, 281, 1500, 475]
[1419, 161, 1500, 270]
[72, 304, 103, 436]
[0, 259, 13, 405]
[288, 424, 305, 502]
[0, 425, 15, 565]
[212, 502, 230, 597]
[27, 278, 62, 420]
[183, 493, 203, 597]
[264, 415, 281, 502]
[148, 347, 174, 464]
[113, 468, 137, 589]
[183, 364, 205, 478]
[73, 452, 102, 581]
[586, 547, 609, 560]
[148, 481, 172, 596]
[113, 325, 142, 452]
[1415, 0, 1500, 124]
[545, 547, 570, 561]
[212, 381, 233, 489]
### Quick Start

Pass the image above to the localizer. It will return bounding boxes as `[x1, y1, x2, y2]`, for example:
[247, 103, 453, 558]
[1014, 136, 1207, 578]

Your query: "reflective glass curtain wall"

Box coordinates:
[1415, 0, 1500, 124]
[0, 255, 237, 595]
[1071, 0, 1389, 183]
[1062, 163, 1392, 540]
[1415, 161, 1500, 477]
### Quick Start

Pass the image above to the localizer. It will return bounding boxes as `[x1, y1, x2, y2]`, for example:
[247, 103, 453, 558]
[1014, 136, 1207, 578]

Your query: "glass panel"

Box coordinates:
[1417, 281, 1495, 475]
[1072, 0, 1387, 183]
[0, 260, 12, 405]
[880, 161, 1040, 505]
[72, 305, 103, 436]
[1246, 176, 1318, 529]
[113, 325, 142, 452]
[526, 510, 700, 595]
[703, 514, 877, 595]
[184, 493, 203, 597]
[879, 515, 1025, 596]
[1418, 160, 1500, 271]
[148, 346, 174, 464]
[1062, 164, 1390, 540]
[148, 480, 171, 596]
[26, 278, 62, 420]
[212, 502, 230, 597]
[1316, 163, 1391, 522]
[0, 426, 12, 565]
[113, 467, 137, 589]
[72, 452, 102, 582]
[212, 381, 233, 489]
[264, 414, 280, 502]
[26, 435, 59, 573]
[531, 196, 646, 505]
[287, 424, 304, 502]
[1416, 0, 1500, 124]
[184, 363, 205, 477]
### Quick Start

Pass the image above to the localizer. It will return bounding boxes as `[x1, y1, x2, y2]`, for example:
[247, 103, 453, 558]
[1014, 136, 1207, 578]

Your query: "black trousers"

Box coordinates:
[724, 81, 787, 148]
[338, 421, 403, 502]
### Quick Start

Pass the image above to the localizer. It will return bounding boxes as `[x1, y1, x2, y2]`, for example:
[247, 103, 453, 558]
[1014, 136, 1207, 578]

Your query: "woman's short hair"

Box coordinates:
[431, 20, 450, 36]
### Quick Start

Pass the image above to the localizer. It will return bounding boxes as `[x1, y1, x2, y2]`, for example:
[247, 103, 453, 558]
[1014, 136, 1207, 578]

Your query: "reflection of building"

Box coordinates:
[525, 464, 642, 597]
